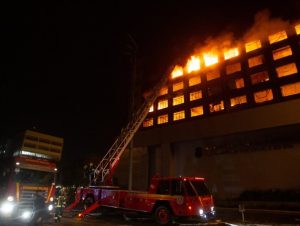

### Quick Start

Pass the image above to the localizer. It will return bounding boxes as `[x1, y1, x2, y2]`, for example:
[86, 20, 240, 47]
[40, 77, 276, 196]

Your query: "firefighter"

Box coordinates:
[54, 187, 66, 223]
[88, 163, 95, 186]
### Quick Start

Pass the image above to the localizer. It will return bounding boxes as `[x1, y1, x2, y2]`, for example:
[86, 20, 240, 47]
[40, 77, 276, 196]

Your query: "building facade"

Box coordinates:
[114, 24, 300, 199]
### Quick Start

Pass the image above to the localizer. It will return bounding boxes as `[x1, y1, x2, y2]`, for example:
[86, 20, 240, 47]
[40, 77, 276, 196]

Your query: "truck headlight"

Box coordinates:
[21, 210, 32, 219]
[7, 196, 14, 202]
[48, 204, 53, 211]
[0, 201, 14, 214]
[199, 208, 204, 215]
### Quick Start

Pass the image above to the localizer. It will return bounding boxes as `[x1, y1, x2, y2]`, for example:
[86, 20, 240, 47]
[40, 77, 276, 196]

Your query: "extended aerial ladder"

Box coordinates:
[64, 72, 169, 213]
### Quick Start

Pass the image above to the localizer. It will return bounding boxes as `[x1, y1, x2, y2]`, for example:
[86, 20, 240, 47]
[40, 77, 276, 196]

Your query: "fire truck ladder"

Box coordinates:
[93, 75, 169, 185]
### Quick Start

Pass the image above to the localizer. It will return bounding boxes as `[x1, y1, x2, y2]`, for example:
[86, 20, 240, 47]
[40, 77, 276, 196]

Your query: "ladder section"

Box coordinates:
[93, 75, 169, 184]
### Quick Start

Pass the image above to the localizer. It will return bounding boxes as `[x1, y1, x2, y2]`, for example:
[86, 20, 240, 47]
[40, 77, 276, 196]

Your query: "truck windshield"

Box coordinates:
[184, 180, 211, 196]
[14, 168, 54, 186]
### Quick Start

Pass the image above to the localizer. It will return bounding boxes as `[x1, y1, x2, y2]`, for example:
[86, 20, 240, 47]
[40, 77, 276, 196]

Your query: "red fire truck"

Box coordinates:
[0, 130, 63, 224]
[64, 72, 216, 224]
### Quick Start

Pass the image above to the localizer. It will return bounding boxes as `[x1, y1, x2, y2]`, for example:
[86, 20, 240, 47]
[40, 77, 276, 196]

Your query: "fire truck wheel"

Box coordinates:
[84, 196, 95, 209]
[154, 206, 172, 225]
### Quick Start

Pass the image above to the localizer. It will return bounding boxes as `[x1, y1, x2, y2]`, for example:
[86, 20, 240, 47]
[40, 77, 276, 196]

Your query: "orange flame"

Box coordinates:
[203, 52, 219, 67]
[186, 56, 201, 74]
[171, 65, 184, 79]
[224, 47, 239, 60]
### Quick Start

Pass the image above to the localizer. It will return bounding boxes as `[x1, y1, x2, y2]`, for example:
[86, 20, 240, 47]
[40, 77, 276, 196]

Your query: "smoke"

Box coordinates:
[243, 9, 290, 42]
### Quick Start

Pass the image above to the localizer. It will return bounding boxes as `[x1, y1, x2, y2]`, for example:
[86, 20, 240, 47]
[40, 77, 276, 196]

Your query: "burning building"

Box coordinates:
[114, 19, 300, 200]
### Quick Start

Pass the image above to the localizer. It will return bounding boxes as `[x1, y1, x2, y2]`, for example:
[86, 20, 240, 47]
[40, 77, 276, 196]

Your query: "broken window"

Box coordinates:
[281, 82, 300, 97]
[143, 118, 154, 127]
[248, 55, 264, 68]
[173, 81, 184, 92]
[254, 89, 273, 103]
[250, 71, 269, 84]
[230, 95, 247, 107]
[276, 63, 298, 77]
[189, 76, 201, 86]
[227, 77, 245, 90]
[209, 101, 224, 112]
[190, 106, 204, 117]
[159, 86, 168, 96]
[272, 46, 292, 60]
[226, 62, 241, 75]
[268, 30, 288, 44]
[206, 70, 220, 81]
[207, 84, 222, 96]
[224, 48, 239, 60]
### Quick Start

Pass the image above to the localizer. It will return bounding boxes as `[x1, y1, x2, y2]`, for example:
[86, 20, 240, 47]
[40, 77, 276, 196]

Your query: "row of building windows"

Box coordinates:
[25, 135, 63, 147]
[23, 142, 62, 153]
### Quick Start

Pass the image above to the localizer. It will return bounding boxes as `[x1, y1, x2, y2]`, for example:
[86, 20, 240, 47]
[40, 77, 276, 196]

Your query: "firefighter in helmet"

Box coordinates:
[54, 186, 66, 223]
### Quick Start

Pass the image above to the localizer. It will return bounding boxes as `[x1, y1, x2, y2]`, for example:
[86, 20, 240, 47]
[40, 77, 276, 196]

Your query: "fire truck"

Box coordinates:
[0, 130, 63, 224]
[65, 72, 216, 224]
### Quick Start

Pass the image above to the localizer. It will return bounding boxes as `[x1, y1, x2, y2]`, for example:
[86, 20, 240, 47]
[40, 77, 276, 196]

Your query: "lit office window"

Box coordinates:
[268, 30, 287, 44]
[272, 46, 292, 60]
[209, 101, 224, 112]
[189, 76, 201, 86]
[248, 55, 264, 68]
[189, 91, 202, 101]
[190, 106, 203, 117]
[254, 89, 273, 103]
[245, 40, 262, 53]
[173, 111, 185, 121]
[173, 95, 184, 106]
[276, 63, 298, 77]
[157, 114, 168, 124]
[281, 82, 300, 97]
[173, 81, 184, 92]
[143, 118, 154, 127]
[226, 62, 241, 75]
[250, 71, 269, 84]
[159, 87, 168, 96]
[206, 70, 220, 81]
[230, 95, 247, 107]
[158, 99, 168, 110]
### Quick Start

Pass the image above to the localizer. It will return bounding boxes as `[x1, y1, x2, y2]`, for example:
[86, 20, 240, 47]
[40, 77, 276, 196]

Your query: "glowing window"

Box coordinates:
[159, 87, 168, 96]
[230, 95, 247, 107]
[295, 24, 300, 35]
[245, 40, 262, 53]
[173, 82, 184, 92]
[228, 78, 245, 90]
[189, 91, 202, 101]
[254, 89, 273, 103]
[250, 71, 269, 84]
[157, 114, 168, 124]
[158, 99, 168, 110]
[209, 101, 224, 112]
[268, 30, 287, 44]
[149, 105, 154, 112]
[272, 46, 292, 60]
[226, 62, 241, 75]
[224, 48, 239, 60]
[173, 95, 184, 106]
[173, 110, 185, 121]
[143, 118, 154, 127]
[206, 70, 220, 81]
[276, 63, 298, 77]
[189, 76, 201, 86]
[248, 55, 264, 68]
[171, 65, 183, 79]
[281, 82, 300, 97]
[190, 106, 203, 117]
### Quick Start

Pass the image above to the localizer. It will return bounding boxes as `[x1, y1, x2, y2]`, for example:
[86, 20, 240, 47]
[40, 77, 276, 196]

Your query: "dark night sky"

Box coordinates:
[1, 0, 300, 182]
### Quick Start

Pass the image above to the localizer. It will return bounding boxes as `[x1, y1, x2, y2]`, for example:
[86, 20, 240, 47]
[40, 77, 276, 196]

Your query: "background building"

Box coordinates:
[114, 23, 300, 200]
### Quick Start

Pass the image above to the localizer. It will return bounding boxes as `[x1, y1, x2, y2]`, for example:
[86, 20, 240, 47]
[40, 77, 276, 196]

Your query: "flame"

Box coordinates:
[171, 65, 184, 79]
[203, 52, 219, 67]
[224, 48, 239, 60]
[186, 56, 201, 74]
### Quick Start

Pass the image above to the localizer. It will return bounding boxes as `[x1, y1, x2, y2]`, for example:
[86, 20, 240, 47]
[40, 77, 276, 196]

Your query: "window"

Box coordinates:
[157, 114, 168, 124]
[24, 142, 36, 148]
[209, 101, 224, 112]
[226, 62, 241, 75]
[295, 24, 300, 35]
[250, 71, 269, 84]
[272, 46, 292, 60]
[189, 76, 201, 86]
[159, 87, 168, 96]
[224, 47, 239, 60]
[157, 99, 168, 110]
[208, 84, 222, 96]
[245, 40, 262, 53]
[39, 138, 50, 144]
[157, 180, 170, 195]
[149, 105, 154, 112]
[206, 70, 220, 81]
[173, 95, 184, 106]
[248, 55, 264, 68]
[276, 63, 298, 77]
[254, 89, 273, 103]
[173, 82, 184, 92]
[25, 135, 38, 141]
[268, 30, 287, 44]
[143, 118, 154, 127]
[189, 91, 202, 101]
[228, 78, 245, 90]
[281, 82, 300, 97]
[190, 106, 204, 117]
[171, 180, 184, 195]
[230, 95, 247, 107]
[51, 141, 63, 147]
[173, 111, 185, 121]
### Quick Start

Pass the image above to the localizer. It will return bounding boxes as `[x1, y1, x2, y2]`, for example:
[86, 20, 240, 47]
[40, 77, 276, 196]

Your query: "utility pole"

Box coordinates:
[127, 34, 137, 191]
